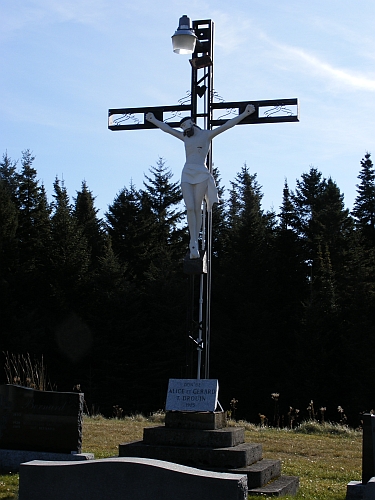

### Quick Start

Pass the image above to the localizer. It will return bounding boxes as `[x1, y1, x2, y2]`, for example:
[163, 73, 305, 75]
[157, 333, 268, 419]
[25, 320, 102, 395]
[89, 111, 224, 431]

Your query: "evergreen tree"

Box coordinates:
[290, 168, 356, 403]
[211, 166, 228, 260]
[73, 181, 106, 266]
[291, 167, 354, 283]
[226, 164, 274, 263]
[0, 151, 19, 270]
[0, 152, 18, 200]
[352, 152, 375, 245]
[15, 150, 51, 268]
[279, 179, 298, 231]
[212, 165, 276, 413]
[142, 158, 184, 248]
[48, 178, 90, 310]
[106, 182, 153, 280]
[291, 167, 326, 248]
[272, 180, 309, 392]
[0, 180, 18, 314]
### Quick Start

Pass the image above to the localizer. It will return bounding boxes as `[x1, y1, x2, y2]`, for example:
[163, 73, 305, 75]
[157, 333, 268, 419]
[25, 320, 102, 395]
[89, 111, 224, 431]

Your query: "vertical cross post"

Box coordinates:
[189, 20, 214, 379]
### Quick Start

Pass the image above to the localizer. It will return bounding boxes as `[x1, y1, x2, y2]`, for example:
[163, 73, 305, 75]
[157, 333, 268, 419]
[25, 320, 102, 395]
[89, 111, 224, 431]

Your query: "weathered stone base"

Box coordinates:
[0, 449, 94, 472]
[119, 417, 299, 496]
[143, 425, 244, 448]
[165, 411, 226, 430]
[19, 457, 248, 500]
[248, 475, 300, 497]
[209, 458, 281, 489]
[120, 440, 262, 469]
[347, 478, 375, 500]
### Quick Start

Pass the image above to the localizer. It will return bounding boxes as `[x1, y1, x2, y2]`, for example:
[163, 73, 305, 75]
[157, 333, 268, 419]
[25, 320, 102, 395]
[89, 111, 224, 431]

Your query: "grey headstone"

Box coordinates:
[19, 457, 248, 500]
[0, 385, 83, 453]
[362, 414, 375, 484]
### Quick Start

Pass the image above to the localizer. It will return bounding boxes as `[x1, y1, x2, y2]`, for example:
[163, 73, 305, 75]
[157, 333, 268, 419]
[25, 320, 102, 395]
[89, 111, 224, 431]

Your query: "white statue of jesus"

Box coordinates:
[146, 104, 255, 258]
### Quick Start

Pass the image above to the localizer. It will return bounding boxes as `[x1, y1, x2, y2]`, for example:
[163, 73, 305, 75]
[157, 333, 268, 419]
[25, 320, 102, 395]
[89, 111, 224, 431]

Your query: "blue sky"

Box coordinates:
[1, 0, 374, 217]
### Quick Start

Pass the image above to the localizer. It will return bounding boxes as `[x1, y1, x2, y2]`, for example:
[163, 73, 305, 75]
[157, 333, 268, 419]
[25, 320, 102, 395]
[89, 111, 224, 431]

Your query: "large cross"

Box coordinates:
[108, 18, 299, 380]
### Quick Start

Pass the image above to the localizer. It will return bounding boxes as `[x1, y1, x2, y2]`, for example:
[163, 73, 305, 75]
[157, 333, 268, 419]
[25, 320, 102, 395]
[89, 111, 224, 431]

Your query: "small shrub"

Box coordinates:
[295, 419, 357, 436]
[3, 352, 50, 391]
[148, 410, 165, 423]
[124, 413, 148, 423]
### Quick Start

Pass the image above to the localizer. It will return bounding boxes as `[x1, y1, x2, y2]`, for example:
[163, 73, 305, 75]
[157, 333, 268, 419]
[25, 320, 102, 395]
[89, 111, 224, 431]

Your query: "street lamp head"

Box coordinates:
[172, 15, 197, 54]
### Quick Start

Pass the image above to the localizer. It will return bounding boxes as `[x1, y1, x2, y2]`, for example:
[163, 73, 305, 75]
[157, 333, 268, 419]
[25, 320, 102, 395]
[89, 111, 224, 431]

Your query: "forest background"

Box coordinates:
[1, 149, 374, 427]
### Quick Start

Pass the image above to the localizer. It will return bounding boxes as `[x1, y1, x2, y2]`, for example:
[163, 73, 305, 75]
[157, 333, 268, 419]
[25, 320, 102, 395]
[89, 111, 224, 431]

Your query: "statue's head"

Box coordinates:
[179, 116, 198, 137]
[179, 116, 194, 128]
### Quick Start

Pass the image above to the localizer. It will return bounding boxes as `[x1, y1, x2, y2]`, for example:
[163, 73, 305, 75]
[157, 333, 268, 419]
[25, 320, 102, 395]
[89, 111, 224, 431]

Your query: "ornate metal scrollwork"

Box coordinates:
[112, 113, 140, 126]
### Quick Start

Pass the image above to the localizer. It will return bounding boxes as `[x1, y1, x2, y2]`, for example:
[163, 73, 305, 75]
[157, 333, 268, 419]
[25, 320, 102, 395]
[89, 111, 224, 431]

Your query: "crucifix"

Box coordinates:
[108, 16, 299, 380]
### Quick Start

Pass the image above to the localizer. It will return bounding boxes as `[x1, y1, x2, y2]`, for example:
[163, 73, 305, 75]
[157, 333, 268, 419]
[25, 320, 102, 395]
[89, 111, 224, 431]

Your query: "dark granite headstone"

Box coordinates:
[362, 413, 375, 484]
[0, 385, 83, 454]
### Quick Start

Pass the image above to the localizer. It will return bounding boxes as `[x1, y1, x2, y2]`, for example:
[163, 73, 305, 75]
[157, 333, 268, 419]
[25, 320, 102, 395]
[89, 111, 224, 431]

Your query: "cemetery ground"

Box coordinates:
[0, 415, 362, 500]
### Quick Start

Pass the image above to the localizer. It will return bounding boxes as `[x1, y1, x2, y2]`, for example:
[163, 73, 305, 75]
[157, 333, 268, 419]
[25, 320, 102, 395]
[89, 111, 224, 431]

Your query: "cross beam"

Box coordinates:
[108, 98, 299, 131]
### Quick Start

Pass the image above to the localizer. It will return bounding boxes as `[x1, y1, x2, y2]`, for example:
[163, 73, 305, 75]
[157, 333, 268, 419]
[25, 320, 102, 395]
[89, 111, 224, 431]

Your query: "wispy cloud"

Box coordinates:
[263, 36, 375, 92]
[0, 0, 113, 39]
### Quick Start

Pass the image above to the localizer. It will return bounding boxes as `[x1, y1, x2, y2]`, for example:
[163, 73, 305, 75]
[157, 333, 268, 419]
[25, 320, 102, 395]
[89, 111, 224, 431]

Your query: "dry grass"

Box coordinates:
[82, 414, 159, 459]
[242, 425, 362, 499]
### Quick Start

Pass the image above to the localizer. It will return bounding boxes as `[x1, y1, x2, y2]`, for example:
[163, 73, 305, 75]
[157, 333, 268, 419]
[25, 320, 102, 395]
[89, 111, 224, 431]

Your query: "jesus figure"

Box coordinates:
[146, 104, 255, 259]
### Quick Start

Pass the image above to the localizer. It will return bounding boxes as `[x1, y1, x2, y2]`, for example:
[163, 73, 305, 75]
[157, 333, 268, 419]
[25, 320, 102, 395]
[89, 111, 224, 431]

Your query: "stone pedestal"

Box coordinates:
[0, 449, 94, 473]
[119, 411, 299, 496]
[165, 411, 227, 430]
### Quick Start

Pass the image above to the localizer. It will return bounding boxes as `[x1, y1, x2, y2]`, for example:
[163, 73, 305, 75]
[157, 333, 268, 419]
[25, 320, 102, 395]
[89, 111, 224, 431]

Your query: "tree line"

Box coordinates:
[1, 150, 374, 425]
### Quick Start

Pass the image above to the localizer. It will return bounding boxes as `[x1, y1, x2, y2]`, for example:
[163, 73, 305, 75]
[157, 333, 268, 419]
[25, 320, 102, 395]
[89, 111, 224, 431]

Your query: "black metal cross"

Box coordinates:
[108, 18, 299, 380]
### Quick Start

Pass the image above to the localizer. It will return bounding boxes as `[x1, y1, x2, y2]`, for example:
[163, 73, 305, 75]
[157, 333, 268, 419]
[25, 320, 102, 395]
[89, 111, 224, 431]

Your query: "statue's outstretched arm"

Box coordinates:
[146, 112, 184, 140]
[209, 104, 255, 139]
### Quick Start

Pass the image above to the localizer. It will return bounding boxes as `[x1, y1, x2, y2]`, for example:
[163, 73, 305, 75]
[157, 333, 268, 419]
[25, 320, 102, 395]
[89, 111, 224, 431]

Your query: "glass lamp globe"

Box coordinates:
[171, 15, 197, 54]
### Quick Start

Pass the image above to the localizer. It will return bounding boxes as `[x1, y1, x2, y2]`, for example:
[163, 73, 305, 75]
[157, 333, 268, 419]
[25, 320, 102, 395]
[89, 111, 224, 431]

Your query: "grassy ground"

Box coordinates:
[239, 421, 361, 499]
[0, 416, 362, 499]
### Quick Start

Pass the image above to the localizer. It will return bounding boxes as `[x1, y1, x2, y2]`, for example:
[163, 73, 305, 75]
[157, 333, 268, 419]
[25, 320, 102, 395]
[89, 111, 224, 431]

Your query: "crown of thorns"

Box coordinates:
[179, 116, 194, 126]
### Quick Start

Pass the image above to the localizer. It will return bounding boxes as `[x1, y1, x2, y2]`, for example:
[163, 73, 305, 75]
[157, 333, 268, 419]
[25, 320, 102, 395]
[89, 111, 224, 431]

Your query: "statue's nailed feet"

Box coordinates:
[189, 241, 200, 259]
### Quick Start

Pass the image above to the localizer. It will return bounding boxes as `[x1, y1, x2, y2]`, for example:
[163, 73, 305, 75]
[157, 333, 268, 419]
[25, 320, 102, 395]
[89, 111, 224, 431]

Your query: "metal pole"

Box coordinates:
[190, 19, 214, 379]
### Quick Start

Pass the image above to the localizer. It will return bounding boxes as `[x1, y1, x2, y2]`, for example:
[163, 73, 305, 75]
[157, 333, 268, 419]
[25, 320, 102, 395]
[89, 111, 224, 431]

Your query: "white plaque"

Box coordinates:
[165, 379, 219, 412]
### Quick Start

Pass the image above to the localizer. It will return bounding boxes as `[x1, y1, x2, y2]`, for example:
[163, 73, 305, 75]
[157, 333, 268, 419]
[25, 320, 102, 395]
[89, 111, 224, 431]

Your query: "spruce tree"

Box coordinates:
[290, 168, 356, 402]
[0, 152, 18, 200]
[211, 166, 228, 261]
[0, 151, 19, 270]
[49, 178, 90, 310]
[16, 150, 51, 268]
[142, 158, 184, 244]
[213, 165, 276, 411]
[74, 181, 106, 266]
[352, 152, 375, 245]
[106, 182, 153, 280]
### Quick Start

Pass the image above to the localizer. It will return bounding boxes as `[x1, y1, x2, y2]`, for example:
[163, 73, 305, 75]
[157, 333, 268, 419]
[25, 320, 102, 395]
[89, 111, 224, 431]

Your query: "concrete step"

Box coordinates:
[207, 459, 281, 489]
[248, 475, 300, 497]
[119, 441, 263, 469]
[165, 411, 227, 430]
[143, 426, 245, 448]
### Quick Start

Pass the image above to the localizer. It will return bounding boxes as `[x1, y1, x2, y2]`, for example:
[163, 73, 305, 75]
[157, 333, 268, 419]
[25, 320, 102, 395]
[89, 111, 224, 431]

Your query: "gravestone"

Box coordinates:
[346, 413, 375, 499]
[19, 457, 248, 500]
[0, 384, 83, 454]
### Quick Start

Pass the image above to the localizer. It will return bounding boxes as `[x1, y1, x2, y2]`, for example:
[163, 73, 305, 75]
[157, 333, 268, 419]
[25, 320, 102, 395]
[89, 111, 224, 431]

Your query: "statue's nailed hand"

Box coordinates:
[244, 104, 256, 115]
[146, 112, 155, 122]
